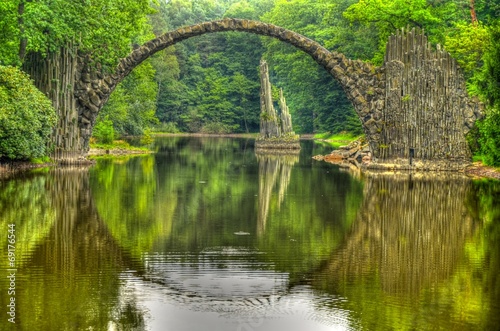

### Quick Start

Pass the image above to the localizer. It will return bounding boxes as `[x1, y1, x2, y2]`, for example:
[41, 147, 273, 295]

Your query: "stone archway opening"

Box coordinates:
[34, 19, 481, 169]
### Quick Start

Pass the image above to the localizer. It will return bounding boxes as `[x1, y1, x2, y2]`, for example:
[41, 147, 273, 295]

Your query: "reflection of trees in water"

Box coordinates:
[18, 168, 146, 331]
[0, 173, 55, 267]
[256, 152, 299, 235]
[316, 173, 479, 295]
[34, 168, 128, 273]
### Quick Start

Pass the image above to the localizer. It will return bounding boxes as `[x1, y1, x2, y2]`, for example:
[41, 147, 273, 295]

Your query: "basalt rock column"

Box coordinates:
[376, 28, 483, 169]
[23, 43, 87, 163]
[258, 59, 281, 139]
[256, 59, 300, 151]
[279, 88, 294, 135]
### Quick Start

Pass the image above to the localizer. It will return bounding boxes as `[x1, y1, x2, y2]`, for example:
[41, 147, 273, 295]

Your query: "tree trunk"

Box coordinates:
[470, 0, 478, 25]
[17, 1, 28, 63]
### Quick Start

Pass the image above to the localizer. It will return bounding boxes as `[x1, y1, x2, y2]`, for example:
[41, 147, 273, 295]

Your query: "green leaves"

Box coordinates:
[0, 65, 57, 160]
[0, 0, 156, 69]
[149, 0, 264, 133]
[444, 22, 490, 77]
[0, 1, 20, 66]
[343, 0, 469, 64]
[344, 0, 438, 27]
[98, 60, 158, 136]
[476, 21, 500, 166]
[92, 116, 115, 144]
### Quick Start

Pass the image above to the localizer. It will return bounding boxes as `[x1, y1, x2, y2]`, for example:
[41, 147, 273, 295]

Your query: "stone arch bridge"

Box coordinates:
[34, 18, 482, 168]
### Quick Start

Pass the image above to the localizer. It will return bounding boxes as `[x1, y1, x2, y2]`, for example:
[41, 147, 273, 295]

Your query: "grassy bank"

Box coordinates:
[88, 140, 151, 157]
[313, 132, 362, 149]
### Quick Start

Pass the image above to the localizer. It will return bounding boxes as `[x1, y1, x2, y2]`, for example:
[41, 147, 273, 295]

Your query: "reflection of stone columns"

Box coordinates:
[316, 173, 479, 295]
[23, 167, 146, 330]
[45, 167, 93, 274]
[32, 167, 143, 273]
[256, 153, 299, 235]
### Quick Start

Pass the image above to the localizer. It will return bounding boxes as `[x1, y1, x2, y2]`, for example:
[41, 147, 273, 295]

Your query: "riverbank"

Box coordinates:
[0, 161, 53, 175]
[87, 147, 152, 156]
[87, 139, 152, 157]
[465, 162, 500, 180]
[152, 132, 317, 140]
[3, 134, 500, 181]
[316, 156, 500, 181]
[314, 134, 500, 181]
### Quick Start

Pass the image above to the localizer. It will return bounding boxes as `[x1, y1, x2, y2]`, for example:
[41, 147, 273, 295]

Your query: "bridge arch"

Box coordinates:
[73, 20, 482, 170]
[75, 18, 384, 153]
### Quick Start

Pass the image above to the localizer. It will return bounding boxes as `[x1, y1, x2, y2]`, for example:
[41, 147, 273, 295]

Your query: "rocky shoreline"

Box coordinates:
[254, 138, 301, 153]
[464, 162, 500, 180]
[0, 147, 152, 177]
[0, 161, 54, 177]
[313, 138, 500, 180]
[314, 141, 500, 181]
[2, 137, 499, 181]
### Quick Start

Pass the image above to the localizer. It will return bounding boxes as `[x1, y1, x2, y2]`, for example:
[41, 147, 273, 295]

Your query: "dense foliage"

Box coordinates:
[99, 60, 159, 137]
[0, 0, 156, 158]
[477, 22, 500, 165]
[148, 0, 267, 133]
[92, 116, 115, 145]
[0, 0, 154, 68]
[0, 65, 56, 160]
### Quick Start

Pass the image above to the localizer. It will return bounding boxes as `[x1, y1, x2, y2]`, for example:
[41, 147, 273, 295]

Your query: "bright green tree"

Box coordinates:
[98, 60, 159, 136]
[92, 116, 115, 145]
[343, 0, 469, 64]
[0, 0, 155, 68]
[477, 22, 500, 166]
[93, 5, 160, 137]
[0, 1, 20, 66]
[444, 23, 490, 78]
[0, 65, 57, 160]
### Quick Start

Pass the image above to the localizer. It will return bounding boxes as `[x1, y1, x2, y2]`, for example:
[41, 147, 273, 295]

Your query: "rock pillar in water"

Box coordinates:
[256, 59, 300, 152]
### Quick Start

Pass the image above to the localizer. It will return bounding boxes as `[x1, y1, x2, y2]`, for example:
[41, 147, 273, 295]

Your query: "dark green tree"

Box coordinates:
[150, 0, 263, 133]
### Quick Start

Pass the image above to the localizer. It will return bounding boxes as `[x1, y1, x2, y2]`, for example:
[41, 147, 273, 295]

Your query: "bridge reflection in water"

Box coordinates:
[313, 172, 494, 330]
[316, 173, 476, 292]
[2, 156, 498, 330]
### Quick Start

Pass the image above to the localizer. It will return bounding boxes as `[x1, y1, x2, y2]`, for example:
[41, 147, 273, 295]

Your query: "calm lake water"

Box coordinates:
[1, 136, 500, 331]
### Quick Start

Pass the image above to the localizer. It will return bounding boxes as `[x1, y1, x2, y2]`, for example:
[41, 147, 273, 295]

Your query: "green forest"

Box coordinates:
[0, 0, 499, 164]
